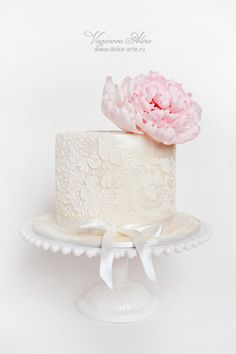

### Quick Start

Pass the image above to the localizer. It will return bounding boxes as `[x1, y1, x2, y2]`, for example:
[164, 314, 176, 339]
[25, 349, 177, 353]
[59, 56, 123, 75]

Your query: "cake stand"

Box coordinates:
[20, 217, 212, 323]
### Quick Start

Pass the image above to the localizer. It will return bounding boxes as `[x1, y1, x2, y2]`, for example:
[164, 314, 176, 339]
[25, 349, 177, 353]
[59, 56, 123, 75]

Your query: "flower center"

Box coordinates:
[149, 98, 162, 110]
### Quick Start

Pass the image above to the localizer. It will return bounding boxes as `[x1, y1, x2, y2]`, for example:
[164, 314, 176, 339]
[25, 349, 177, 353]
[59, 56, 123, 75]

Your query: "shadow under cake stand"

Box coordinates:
[20, 212, 212, 323]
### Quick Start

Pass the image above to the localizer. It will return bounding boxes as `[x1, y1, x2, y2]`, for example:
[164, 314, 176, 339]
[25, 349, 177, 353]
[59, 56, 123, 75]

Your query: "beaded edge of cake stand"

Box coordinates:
[20, 220, 212, 259]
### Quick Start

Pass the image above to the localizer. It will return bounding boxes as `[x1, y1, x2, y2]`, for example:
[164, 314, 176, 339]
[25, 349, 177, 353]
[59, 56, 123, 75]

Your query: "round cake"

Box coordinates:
[55, 131, 176, 229]
[22, 71, 203, 294]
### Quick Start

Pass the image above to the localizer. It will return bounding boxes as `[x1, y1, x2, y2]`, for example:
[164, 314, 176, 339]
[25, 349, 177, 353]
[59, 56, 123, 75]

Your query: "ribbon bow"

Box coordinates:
[77, 219, 162, 289]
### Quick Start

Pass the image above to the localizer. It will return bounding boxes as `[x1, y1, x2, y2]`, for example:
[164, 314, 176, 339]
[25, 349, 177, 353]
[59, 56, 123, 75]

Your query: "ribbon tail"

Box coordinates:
[126, 230, 157, 284]
[99, 230, 115, 290]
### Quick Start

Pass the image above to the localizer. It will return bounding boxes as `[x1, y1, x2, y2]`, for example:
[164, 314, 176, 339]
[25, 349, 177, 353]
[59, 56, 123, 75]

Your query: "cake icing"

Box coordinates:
[56, 131, 176, 228]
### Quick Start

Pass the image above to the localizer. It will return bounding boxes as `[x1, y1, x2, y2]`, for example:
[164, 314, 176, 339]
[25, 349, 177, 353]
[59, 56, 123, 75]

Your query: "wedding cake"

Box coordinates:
[55, 71, 201, 231]
[26, 71, 202, 290]
[20, 70, 209, 323]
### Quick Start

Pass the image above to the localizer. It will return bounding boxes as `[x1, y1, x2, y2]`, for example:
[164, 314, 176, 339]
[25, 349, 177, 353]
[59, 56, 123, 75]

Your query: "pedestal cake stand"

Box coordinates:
[20, 213, 212, 323]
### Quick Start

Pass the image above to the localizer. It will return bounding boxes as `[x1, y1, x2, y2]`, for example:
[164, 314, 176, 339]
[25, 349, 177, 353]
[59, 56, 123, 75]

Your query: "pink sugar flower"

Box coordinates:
[102, 72, 201, 144]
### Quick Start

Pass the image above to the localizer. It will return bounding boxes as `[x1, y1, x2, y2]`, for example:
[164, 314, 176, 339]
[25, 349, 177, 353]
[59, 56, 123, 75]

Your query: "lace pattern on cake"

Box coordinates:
[56, 134, 176, 226]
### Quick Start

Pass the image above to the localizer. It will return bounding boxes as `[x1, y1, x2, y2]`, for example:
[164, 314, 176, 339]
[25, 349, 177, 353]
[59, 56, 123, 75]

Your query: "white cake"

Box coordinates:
[22, 71, 204, 296]
[55, 131, 176, 229]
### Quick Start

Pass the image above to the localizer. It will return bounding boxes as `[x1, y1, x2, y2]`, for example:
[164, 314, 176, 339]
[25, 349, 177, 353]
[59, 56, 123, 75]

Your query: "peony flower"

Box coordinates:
[101, 71, 201, 144]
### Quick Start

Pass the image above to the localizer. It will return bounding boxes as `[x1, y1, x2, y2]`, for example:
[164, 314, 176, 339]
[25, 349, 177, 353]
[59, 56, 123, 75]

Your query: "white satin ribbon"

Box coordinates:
[76, 219, 163, 289]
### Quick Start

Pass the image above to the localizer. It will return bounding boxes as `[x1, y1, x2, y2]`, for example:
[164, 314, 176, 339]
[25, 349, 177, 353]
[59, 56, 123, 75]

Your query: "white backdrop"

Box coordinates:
[0, 0, 236, 353]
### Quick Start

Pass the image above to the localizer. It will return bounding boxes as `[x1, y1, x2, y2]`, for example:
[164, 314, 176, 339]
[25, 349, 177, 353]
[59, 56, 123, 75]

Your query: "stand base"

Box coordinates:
[76, 280, 157, 323]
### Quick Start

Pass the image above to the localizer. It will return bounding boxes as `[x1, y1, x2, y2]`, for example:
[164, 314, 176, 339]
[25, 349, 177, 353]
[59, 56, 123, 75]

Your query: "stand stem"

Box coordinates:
[76, 256, 156, 323]
[112, 257, 128, 287]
